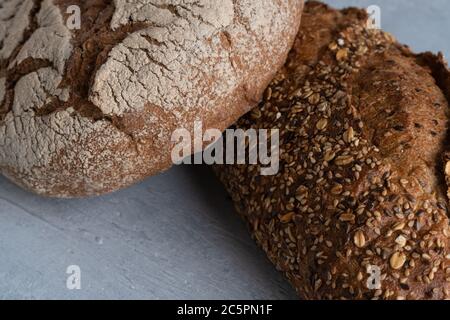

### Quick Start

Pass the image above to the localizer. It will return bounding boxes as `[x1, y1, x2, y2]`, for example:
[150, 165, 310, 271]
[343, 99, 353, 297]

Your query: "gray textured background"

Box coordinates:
[1, 0, 449, 299]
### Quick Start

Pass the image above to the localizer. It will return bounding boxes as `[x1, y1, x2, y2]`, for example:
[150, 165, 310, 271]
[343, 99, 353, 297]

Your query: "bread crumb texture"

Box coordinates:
[215, 1, 450, 300]
[0, 0, 303, 197]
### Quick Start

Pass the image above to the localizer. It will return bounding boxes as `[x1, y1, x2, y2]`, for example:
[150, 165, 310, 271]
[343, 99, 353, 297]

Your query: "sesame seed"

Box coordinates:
[324, 150, 336, 162]
[395, 235, 407, 248]
[331, 184, 343, 195]
[343, 127, 355, 143]
[340, 213, 356, 223]
[316, 118, 328, 130]
[280, 212, 295, 223]
[309, 93, 321, 105]
[335, 155, 354, 166]
[422, 253, 432, 261]
[393, 222, 405, 231]
[336, 48, 349, 61]
[354, 230, 366, 248]
[445, 161, 450, 175]
[390, 252, 407, 270]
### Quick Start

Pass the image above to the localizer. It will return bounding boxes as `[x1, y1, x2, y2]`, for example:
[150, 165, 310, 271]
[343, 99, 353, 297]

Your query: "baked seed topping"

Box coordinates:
[215, 2, 450, 300]
[390, 252, 407, 270]
[354, 230, 366, 248]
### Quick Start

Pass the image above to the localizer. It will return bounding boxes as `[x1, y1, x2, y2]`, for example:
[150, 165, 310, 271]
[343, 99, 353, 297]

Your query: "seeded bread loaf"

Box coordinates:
[0, 0, 303, 197]
[215, 2, 450, 300]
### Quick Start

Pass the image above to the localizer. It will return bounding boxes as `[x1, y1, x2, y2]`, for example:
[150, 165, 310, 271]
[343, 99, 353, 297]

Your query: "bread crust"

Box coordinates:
[0, 0, 304, 197]
[215, 2, 450, 300]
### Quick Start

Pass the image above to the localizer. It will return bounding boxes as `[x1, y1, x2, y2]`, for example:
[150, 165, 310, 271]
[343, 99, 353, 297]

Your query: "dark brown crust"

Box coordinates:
[419, 53, 450, 210]
[215, 1, 450, 300]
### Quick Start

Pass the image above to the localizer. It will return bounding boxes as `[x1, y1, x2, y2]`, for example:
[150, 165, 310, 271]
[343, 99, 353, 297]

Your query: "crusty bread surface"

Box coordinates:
[0, 0, 304, 197]
[215, 1, 450, 300]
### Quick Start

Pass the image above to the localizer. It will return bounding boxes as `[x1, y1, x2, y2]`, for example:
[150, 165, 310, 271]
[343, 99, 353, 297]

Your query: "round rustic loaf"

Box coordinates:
[215, 2, 450, 299]
[0, 0, 304, 197]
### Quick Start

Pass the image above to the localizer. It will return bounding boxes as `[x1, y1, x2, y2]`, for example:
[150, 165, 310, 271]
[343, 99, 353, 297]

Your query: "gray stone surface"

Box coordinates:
[0, 0, 449, 299]
[0, 166, 295, 299]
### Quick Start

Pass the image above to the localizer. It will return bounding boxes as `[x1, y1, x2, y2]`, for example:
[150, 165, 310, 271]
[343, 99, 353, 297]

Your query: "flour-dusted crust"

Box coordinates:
[0, 0, 304, 197]
[215, 2, 450, 300]
[0, 0, 34, 61]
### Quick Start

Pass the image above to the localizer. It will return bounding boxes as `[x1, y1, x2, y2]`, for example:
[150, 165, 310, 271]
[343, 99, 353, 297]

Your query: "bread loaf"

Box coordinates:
[215, 1, 450, 300]
[0, 0, 303, 197]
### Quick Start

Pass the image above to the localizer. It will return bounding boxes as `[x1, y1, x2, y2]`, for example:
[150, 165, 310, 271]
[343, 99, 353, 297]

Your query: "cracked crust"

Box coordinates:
[0, 77, 4, 104]
[0, 0, 34, 62]
[0, 0, 304, 197]
[215, 2, 450, 300]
